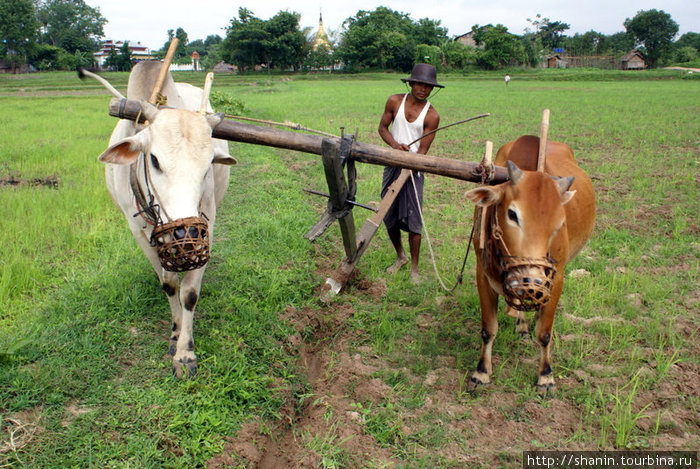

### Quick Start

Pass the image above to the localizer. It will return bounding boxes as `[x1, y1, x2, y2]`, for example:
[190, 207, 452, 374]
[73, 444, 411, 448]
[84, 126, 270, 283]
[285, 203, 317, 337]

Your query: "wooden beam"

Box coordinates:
[108, 97, 509, 185]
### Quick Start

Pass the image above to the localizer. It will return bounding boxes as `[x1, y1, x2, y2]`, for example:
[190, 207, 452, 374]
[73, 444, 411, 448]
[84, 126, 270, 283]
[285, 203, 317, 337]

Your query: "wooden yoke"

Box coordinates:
[107, 98, 510, 185]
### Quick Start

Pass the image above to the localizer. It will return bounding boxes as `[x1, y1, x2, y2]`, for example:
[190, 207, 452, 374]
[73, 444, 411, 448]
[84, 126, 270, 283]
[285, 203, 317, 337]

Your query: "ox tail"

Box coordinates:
[78, 68, 125, 100]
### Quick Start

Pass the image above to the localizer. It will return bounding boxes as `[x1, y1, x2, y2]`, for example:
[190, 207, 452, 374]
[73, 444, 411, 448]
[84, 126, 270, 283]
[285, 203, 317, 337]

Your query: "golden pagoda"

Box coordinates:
[313, 11, 331, 51]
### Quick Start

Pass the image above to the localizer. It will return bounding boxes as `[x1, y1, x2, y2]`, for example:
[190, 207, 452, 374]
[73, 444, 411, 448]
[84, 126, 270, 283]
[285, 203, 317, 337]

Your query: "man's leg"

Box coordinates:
[386, 226, 408, 274]
[408, 231, 421, 282]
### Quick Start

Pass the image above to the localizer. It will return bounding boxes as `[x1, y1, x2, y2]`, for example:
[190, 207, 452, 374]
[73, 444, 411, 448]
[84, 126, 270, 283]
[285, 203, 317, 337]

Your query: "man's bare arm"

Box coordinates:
[378, 94, 410, 151]
[416, 108, 440, 155]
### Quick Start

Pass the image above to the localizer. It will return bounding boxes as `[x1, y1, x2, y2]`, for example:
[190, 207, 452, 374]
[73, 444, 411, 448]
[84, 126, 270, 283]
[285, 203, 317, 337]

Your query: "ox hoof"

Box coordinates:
[536, 382, 556, 397]
[467, 374, 490, 393]
[172, 357, 198, 379]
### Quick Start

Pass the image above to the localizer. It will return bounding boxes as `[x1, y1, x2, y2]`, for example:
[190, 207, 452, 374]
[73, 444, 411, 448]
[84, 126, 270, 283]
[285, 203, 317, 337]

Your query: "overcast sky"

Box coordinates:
[87, 0, 699, 50]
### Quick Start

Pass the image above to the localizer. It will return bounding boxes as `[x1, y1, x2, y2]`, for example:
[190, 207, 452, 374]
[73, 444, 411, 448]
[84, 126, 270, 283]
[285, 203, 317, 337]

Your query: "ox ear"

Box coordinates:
[213, 150, 237, 166]
[561, 190, 576, 205]
[553, 176, 576, 205]
[465, 186, 503, 207]
[98, 131, 150, 165]
[507, 161, 524, 185]
[212, 140, 237, 165]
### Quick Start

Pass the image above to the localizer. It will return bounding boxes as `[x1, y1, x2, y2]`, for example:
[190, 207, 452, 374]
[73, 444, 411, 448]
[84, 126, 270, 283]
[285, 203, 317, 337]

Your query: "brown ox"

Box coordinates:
[465, 135, 596, 395]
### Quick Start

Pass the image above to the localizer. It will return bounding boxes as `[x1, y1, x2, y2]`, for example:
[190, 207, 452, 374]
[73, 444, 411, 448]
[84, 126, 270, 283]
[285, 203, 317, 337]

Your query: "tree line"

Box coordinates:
[1, 1, 698, 73]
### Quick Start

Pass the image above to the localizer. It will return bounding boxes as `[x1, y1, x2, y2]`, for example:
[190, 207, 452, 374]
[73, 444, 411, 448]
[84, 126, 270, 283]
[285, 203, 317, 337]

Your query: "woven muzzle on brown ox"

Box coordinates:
[83, 61, 236, 378]
[465, 135, 596, 396]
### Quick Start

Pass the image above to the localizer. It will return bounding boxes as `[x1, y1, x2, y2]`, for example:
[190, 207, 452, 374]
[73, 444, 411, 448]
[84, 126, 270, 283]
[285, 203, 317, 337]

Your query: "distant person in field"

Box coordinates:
[377, 63, 442, 283]
[505, 74, 511, 85]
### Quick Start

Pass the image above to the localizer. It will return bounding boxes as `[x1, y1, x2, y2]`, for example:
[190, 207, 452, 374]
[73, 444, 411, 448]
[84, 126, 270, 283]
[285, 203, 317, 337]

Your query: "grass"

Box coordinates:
[1, 69, 698, 467]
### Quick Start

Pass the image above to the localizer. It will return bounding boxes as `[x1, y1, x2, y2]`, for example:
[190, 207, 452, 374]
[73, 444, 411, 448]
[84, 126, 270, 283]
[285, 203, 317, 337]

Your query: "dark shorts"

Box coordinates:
[381, 166, 424, 234]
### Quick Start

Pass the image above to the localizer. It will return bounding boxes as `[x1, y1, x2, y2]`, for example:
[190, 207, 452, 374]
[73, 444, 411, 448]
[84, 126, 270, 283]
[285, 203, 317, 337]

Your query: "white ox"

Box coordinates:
[82, 61, 236, 377]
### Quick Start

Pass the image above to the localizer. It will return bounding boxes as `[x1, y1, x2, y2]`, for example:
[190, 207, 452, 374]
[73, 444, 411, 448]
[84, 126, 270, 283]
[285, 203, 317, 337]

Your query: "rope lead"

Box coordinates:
[409, 172, 474, 292]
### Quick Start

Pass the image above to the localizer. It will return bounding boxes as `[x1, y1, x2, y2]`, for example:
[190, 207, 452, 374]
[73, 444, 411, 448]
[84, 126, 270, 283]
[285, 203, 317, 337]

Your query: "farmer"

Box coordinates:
[377, 63, 442, 283]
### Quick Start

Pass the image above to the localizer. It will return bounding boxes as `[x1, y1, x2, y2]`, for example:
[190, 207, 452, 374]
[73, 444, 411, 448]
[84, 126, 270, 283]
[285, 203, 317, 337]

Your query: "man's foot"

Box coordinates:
[410, 271, 421, 285]
[387, 257, 409, 274]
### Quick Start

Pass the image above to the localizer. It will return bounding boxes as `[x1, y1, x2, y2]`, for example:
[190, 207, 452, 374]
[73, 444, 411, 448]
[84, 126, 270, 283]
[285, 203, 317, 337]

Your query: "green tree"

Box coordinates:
[265, 11, 306, 70]
[472, 24, 527, 69]
[221, 8, 270, 71]
[673, 46, 698, 64]
[160, 27, 189, 59]
[414, 44, 441, 68]
[188, 39, 206, 57]
[441, 40, 476, 70]
[204, 34, 222, 49]
[0, 0, 38, 72]
[624, 9, 679, 67]
[305, 25, 336, 71]
[103, 41, 132, 71]
[337, 6, 444, 71]
[526, 14, 570, 51]
[675, 32, 700, 53]
[413, 18, 448, 46]
[29, 43, 61, 70]
[103, 48, 119, 70]
[608, 31, 635, 55]
[306, 44, 334, 70]
[221, 8, 306, 72]
[36, 0, 105, 53]
[520, 33, 542, 67]
[562, 31, 612, 56]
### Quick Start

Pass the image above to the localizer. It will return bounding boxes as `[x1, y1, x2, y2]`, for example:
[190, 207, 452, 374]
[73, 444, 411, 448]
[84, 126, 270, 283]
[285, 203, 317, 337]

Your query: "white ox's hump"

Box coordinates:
[127, 61, 181, 105]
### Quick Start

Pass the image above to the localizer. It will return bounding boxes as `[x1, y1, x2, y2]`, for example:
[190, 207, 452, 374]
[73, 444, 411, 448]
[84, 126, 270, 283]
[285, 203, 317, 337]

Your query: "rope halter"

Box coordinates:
[131, 149, 211, 273]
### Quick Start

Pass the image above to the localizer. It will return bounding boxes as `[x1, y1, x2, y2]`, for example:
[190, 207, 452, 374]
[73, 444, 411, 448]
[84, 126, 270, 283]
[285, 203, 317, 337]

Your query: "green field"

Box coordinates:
[0, 69, 698, 468]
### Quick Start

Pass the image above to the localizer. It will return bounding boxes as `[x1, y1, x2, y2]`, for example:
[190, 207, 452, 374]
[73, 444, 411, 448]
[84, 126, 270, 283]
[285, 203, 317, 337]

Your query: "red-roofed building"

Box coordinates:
[94, 39, 153, 68]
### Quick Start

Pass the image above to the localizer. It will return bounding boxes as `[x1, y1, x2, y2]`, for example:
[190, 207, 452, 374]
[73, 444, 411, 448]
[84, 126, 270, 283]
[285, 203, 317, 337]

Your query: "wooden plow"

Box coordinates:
[107, 95, 509, 298]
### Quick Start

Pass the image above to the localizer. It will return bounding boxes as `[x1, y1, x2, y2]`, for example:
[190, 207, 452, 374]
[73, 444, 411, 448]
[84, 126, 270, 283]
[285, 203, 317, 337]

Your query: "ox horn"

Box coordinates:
[139, 100, 159, 123]
[507, 160, 524, 185]
[200, 72, 215, 115]
[553, 175, 575, 195]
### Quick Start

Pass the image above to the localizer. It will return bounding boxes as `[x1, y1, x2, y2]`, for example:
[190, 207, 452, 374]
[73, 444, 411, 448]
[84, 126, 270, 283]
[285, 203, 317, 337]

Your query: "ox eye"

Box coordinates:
[150, 154, 161, 171]
[507, 208, 519, 224]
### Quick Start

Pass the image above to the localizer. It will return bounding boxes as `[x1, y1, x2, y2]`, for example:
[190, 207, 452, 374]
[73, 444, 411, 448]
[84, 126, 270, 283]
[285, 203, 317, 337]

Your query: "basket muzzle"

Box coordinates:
[500, 256, 556, 311]
[150, 216, 210, 272]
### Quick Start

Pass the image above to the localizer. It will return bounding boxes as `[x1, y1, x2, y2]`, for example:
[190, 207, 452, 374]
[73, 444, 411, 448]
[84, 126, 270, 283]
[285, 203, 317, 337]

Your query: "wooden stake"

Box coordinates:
[478, 141, 493, 250]
[537, 108, 550, 172]
[149, 38, 179, 105]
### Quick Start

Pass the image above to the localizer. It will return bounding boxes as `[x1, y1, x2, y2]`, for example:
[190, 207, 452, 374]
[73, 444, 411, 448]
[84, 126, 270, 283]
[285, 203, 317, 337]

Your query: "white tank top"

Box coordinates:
[391, 93, 431, 153]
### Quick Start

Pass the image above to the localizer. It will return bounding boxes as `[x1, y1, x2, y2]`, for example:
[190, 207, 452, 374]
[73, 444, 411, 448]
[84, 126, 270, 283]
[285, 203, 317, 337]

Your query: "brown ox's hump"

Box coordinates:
[495, 135, 576, 173]
[496, 135, 596, 262]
